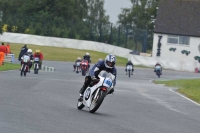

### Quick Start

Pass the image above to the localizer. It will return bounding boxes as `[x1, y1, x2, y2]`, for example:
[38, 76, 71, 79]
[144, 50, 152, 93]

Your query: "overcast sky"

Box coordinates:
[104, 0, 132, 24]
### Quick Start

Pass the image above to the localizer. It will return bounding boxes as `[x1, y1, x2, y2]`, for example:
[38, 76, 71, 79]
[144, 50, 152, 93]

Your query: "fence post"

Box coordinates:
[117, 26, 120, 46]
[99, 23, 102, 42]
[125, 26, 128, 48]
[109, 23, 113, 44]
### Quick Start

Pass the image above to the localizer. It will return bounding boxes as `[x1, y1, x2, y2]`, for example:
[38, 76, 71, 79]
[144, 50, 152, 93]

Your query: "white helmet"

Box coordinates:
[27, 49, 32, 54]
[104, 54, 116, 69]
[77, 57, 81, 60]
[99, 58, 102, 61]
[86, 52, 89, 56]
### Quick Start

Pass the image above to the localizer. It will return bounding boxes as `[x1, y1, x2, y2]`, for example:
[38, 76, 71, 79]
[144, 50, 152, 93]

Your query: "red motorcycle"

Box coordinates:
[80, 59, 89, 76]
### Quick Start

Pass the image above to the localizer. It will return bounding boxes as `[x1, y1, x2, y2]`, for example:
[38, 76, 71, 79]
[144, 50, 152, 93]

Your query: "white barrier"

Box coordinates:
[0, 32, 132, 59]
[41, 65, 55, 72]
[3, 54, 15, 63]
[128, 54, 199, 72]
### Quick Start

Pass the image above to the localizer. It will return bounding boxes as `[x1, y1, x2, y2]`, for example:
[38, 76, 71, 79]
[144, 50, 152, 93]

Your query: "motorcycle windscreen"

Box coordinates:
[98, 70, 115, 82]
[155, 66, 161, 70]
[76, 62, 81, 66]
[127, 65, 133, 70]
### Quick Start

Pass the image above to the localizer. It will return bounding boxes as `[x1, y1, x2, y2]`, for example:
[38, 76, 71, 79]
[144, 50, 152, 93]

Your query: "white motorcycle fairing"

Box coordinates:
[77, 70, 115, 113]
[127, 65, 133, 70]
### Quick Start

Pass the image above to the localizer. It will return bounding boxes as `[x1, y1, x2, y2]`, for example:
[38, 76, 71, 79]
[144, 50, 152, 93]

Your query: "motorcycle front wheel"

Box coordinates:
[89, 90, 106, 113]
[21, 64, 25, 76]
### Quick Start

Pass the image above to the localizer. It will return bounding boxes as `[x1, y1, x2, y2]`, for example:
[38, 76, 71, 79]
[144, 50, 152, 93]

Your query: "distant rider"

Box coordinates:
[154, 62, 162, 74]
[125, 60, 134, 75]
[83, 52, 91, 69]
[18, 44, 28, 61]
[33, 50, 44, 69]
[20, 52, 30, 76]
[78, 54, 117, 101]
[27, 49, 34, 72]
[73, 57, 82, 71]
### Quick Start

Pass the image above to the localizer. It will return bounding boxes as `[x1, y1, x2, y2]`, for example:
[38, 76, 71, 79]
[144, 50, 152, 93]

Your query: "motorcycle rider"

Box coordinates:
[73, 57, 82, 71]
[20, 52, 30, 76]
[27, 49, 34, 72]
[33, 50, 44, 69]
[83, 52, 91, 69]
[154, 62, 162, 74]
[78, 54, 117, 101]
[125, 60, 134, 75]
[18, 44, 28, 61]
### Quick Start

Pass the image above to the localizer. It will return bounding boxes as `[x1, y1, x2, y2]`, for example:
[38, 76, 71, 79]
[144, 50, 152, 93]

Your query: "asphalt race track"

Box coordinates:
[1, 61, 200, 133]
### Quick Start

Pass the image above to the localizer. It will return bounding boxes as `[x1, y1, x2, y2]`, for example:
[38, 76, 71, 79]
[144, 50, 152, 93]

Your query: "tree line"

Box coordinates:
[0, 0, 159, 51]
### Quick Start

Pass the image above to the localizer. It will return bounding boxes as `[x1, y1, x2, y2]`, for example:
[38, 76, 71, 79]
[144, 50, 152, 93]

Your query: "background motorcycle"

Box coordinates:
[155, 66, 161, 78]
[75, 61, 81, 74]
[81, 59, 89, 76]
[20, 57, 30, 77]
[34, 57, 40, 74]
[77, 70, 115, 113]
[126, 65, 133, 78]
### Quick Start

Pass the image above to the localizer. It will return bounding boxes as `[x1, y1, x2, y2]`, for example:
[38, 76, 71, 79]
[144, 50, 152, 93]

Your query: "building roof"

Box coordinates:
[154, 0, 200, 37]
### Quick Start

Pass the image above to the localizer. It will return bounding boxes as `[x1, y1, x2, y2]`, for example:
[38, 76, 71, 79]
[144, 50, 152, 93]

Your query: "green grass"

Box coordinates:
[0, 63, 20, 71]
[155, 79, 200, 104]
[10, 43, 149, 67]
[11, 43, 128, 66]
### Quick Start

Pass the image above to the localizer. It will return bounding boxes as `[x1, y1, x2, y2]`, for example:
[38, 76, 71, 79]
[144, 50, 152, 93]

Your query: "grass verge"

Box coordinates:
[10, 43, 150, 68]
[0, 63, 20, 71]
[11, 44, 128, 66]
[155, 79, 200, 104]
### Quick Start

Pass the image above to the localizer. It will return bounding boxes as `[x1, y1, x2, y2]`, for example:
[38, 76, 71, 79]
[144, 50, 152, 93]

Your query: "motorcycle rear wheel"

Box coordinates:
[89, 90, 106, 113]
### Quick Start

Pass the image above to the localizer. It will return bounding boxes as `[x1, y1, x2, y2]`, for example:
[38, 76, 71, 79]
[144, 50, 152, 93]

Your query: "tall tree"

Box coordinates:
[87, 0, 110, 42]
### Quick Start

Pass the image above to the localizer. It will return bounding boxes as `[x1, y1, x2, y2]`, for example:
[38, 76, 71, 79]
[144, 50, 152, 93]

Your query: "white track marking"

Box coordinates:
[169, 89, 200, 107]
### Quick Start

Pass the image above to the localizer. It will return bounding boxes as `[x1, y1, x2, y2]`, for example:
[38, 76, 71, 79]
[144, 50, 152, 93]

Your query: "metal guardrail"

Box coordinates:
[3, 54, 15, 63]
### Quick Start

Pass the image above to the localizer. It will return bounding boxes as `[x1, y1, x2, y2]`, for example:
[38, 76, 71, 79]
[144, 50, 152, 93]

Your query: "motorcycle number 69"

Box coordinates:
[103, 79, 112, 88]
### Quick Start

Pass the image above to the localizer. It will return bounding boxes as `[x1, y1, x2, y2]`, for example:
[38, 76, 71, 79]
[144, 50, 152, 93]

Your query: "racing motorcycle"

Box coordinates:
[34, 57, 40, 74]
[155, 65, 161, 78]
[77, 70, 115, 113]
[126, 65, 133, 78]
[75, 61, 81, 74]
[81, 59, 89, 76]
[20, 55, 30, 77]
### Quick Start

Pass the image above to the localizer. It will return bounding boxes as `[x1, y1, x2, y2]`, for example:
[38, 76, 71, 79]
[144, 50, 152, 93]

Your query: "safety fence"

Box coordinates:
[41, 65, 55, 72]
[0, 53, 15, 65]
[3, 54, 15, 63]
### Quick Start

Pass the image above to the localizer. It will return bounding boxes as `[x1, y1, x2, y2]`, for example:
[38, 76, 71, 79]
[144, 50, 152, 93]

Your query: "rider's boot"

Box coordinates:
[78, 86, 86, 101]
[78, 93, 83, 102]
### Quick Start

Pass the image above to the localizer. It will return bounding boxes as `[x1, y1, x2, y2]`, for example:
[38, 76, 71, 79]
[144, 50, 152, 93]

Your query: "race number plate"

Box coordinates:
[103, 78, 112, 88]
[34, 57, 39, 61]
[23, 55, 29, 63]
